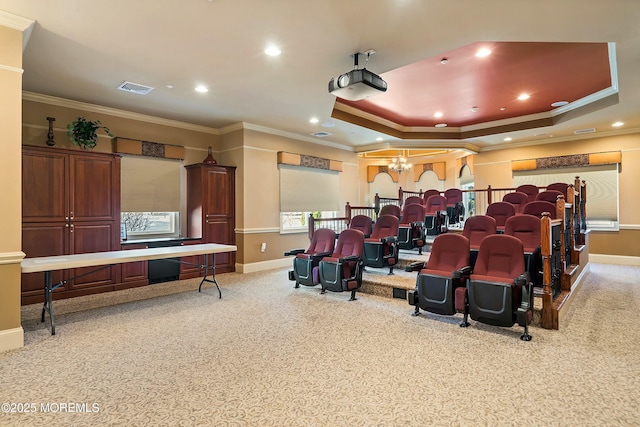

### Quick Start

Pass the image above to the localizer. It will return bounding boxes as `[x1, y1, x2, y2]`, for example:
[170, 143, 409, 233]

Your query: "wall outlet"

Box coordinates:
[260, 242, 267, 252]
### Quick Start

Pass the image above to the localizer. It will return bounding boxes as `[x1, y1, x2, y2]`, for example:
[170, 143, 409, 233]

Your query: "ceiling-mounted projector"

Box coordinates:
[328, 52, 387, 101]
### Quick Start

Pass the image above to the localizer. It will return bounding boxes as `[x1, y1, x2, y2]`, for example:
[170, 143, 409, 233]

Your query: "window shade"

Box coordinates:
[121, 156, 181, 212]
[279, 165, 339, 212]
[513, 164, 618, 222]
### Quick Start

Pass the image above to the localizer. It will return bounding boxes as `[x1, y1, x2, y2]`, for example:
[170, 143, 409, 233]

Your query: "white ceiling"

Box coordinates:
[2, 0, 640, 152]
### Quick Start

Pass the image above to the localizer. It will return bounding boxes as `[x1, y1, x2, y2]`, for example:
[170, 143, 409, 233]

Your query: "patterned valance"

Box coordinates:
[456, 155, 474, 177]
[512, 151, 621, 171]
[412, 162, 446, 182]
[277, 152, 343, 172]
[113, 137, 185, 160]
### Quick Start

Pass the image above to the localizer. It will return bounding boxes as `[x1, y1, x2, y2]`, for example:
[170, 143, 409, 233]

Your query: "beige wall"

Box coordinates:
[0, 23, 26, 351]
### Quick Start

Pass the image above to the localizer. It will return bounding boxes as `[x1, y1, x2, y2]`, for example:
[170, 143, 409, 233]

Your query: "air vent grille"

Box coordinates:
[574, 128, 596, 135]
[117, 81, 154, 95]
[311, 131, 332, 137]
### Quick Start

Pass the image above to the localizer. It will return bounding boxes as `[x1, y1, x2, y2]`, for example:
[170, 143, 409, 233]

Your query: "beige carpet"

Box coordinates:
[1, 263, 639, 426]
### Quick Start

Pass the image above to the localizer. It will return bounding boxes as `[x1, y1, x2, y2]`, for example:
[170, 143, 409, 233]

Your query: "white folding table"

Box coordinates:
[21, 243, 237, 335]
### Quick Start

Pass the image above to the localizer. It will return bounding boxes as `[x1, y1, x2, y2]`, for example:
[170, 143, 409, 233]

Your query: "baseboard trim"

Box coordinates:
[236, 258, 291, 273]
[0, 327, 24, 353]
[589, 254, 640, 266]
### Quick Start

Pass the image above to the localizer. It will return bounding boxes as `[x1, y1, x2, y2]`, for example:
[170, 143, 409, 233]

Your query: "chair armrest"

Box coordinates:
[452, 265, 472, 279]
[311, 251, 332, 258]
[411, 221, 425, 228]
[283, 248, 305, 256]
[341, 255, 360, 262]
[405, 262, 425, 272]
[381, 236, 398, 244]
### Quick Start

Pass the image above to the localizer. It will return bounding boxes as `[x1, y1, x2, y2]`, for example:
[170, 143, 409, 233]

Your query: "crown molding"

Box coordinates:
[22, 91, 221, 135]
[479, 126, 640, 152]
[0, 63, 23, 74]
[0, 10, 35, 50]
[227, 122, 356, 152]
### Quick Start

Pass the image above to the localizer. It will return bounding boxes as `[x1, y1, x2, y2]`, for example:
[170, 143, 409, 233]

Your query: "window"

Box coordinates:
[120, 155, 183, 238]
[121, 212, 180, 237]
[513, 164, 618, 231]
[280, 211, 338, 233]
[279, 164, 340, 233]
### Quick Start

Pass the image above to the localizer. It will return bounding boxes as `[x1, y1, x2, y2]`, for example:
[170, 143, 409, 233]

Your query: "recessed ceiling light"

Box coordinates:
[475, 48, 491, 58]
[440, 58, 448, 64]
[504, 137, 512, 141]
[309, 117, 319, 124]
[499, 107, 506, 111]
[470, 106, 479, 113]
[265, 46, 281, 56]
[435, 123, 447, 128]
[166, 84, 173, 89]
[376, 137, 383, 141]
[195, 85, 208, 93]
[434, 111, 443, 118]
[612, 121, 624, 127]
[551, 101, 569, 107]
[517, 93, 530, 101]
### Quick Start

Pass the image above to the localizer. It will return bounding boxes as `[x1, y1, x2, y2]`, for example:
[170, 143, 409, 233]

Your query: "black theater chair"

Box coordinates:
[504, 214, 542, 288]
[424, 194, 448, 236]
[515, 184, 539, 203]
[422, 189, 441, 206]
[458, 234, 534, 341]
[444, 188, 464, 225]
[485, 201, 516, 233]
[349, 214, 373, 238]
[363, 214, 399, 274]
[522, 200, 557, 219]
[407, 233, 471, 318]
[461, 214, 496, 269]
[285, 228, 336, 288]
[379, 204, 401, 219]
[404, 196, 424, 206]
[502, 191, 529, 214]
[397, 202, 427, 254]
[318, 229, 365, 301]
[546, 182, 569, 200]
[536, 189, 563, 204]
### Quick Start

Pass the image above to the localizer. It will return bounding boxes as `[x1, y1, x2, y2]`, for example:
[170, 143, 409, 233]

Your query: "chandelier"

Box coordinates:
[388, 155, 412, 173]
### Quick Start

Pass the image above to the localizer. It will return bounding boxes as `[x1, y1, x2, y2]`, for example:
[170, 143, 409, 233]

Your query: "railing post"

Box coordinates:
[487, 185, 493, 205]
[557, 195, 567, 270]
[308, 213, 314, 240]
[345, 202, 352, 222]
[540, 213, 553, 329]
[374, 193, 380, 217]
[398, 187, 404, 205]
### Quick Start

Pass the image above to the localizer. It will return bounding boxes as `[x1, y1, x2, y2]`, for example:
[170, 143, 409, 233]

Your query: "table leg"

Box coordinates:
[198, 253, 222, 298]
[41, 271, 56, 335]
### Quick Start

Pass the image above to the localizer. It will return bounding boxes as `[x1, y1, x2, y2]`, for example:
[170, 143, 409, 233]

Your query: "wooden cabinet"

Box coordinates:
[118, 243, 149, 289]
[185, 163, 236, 274]
[21, 146, 121, 304]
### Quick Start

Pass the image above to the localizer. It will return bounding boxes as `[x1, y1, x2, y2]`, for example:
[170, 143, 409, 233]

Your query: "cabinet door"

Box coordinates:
[204, 168, 231, 216]
[179, 239, 204, 279]
[120, 243, 149, 287]
[21, 223, 69, 303]
[22, 149, 69, 223]
[68, 221, 118, 289]
[70, 154, 119, 222]
[205, 220, 234, 272]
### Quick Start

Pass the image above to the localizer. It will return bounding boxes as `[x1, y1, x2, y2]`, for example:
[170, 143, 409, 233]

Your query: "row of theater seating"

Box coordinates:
[407, 233, 534, 341]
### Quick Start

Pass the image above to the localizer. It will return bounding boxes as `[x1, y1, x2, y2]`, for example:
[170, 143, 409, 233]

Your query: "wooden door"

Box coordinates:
[21, 222, 70, 304]
[70, 154, 119, 222]
[68, 221, 119, 290]
[22, 149, 69, 223]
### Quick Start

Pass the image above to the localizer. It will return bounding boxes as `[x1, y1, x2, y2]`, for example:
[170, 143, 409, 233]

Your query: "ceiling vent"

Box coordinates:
[573, 128, 596, 135]
[311, 131, 332, 137]
[117, 81, 154, 95]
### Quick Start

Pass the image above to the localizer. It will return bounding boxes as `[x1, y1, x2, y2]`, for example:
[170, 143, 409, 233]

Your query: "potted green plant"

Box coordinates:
[66, 116, 114, 149]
